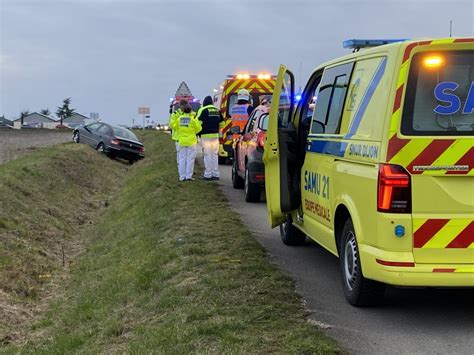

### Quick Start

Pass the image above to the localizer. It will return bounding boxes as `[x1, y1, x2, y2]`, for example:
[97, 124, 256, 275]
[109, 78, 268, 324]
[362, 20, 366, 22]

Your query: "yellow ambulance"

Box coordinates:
[263, 38, 474, 306]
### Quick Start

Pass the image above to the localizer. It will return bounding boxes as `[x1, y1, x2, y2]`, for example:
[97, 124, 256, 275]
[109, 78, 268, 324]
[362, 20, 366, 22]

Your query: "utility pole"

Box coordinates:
[449, 20, 453, 37]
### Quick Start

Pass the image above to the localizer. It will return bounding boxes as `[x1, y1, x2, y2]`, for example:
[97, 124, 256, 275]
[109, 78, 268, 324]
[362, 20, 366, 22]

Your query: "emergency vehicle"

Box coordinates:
[263, 38, 474, 306]
[213, 73, 276, 163]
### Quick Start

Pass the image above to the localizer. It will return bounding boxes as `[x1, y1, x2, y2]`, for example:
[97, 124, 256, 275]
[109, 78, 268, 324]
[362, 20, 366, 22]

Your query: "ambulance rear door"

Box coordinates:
[390, 42, 474, 265]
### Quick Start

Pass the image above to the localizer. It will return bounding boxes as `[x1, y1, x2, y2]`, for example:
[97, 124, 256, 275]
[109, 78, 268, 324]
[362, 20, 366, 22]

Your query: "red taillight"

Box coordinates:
[376, 259, 415, 267]
[139, 146, 144, 152]
[377, 164, 411, 213]
[257, 131, 265, 148]
[110, 139, 120, 145]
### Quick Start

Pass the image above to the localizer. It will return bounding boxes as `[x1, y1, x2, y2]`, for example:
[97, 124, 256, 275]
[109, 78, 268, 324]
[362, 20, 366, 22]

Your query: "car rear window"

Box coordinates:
[112, 127, 139, 141]
[401, 50, 474, 136]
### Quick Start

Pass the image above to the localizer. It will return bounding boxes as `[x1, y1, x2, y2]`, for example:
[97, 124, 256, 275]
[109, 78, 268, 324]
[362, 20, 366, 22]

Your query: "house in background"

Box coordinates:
[0, 116, 13, 128]
[13, 112, 58, 129]
[62, 113, 95, 128]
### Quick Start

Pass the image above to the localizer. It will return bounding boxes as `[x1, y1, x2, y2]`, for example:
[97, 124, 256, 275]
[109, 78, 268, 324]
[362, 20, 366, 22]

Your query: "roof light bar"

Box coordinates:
[343, 39, 408, 50]
[227, 74, 277, 79]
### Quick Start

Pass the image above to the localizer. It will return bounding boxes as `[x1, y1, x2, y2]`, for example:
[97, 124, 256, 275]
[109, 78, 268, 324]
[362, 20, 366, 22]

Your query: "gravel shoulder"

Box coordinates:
[0, 129, 72, 164]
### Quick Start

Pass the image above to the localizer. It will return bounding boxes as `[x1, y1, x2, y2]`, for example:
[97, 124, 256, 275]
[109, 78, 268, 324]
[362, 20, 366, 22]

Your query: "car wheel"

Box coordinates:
[96, 143, 105, 154]
[128, 159, 135, 165]
[218, 156, 227, 165]
[232, 159, 244, 189]
[244, 167, 260, 202]
[280, 215, 306, 246]
[73, 131, 80, 143]
[339, 218, 385, 306]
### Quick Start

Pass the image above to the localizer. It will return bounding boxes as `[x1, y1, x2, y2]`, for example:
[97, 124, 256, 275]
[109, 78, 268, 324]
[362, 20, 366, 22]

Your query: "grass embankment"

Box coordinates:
[0, 144, 125, 344]
[5, 132, 340, 353]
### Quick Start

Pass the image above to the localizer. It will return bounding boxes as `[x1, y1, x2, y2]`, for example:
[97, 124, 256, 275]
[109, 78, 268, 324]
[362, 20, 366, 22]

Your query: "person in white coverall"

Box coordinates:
[196, 96, 224, 180]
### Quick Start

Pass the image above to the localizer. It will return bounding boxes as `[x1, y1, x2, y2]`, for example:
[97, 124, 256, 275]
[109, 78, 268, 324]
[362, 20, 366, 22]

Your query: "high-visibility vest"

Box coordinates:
[170, 114, 202, 147]
[230, 104, 250, 121]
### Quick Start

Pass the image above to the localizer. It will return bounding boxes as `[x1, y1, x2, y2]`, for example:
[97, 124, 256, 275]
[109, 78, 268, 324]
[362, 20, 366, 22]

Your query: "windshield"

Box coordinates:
[112, 127, 139, 141]
[401, 50, 474, 136]
[258, 113, 269, 131]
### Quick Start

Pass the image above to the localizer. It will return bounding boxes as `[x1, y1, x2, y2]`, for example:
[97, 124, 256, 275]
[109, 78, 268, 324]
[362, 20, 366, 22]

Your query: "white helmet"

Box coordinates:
[237, 89, 250, 102]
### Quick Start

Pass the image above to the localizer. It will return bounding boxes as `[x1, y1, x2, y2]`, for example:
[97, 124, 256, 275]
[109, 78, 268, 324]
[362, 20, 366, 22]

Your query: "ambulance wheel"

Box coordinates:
[244, 167, 260, 202]
[339, 218, 385, 307]
[280, 216, 306, 246]
[218, 156, 227, 165]
[232, 160, 244, 189]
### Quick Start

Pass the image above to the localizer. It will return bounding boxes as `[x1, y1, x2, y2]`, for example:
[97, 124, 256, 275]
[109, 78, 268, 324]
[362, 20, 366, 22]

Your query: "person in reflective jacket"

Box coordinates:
[170, 103, 202, 181]
[196, 96, 224, 180]
[169, 99, 189, 163]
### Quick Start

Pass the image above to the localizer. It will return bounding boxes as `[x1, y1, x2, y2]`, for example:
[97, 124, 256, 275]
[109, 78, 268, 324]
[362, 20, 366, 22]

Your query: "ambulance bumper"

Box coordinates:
[359, 244, 474, 287]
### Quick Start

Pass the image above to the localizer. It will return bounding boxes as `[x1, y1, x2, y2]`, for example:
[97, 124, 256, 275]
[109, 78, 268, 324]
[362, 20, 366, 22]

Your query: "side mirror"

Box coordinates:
[230, 126, 241, 134]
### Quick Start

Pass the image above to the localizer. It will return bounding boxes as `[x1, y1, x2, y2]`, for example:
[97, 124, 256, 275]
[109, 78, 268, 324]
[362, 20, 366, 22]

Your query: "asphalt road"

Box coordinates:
[215, 163, 474, 355]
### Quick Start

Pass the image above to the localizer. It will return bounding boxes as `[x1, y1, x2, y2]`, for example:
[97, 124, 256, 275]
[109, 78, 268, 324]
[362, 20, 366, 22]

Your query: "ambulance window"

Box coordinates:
[278, 72, 294, 127]
[402, 50, 474, 136]
[311, 63, 354, 134]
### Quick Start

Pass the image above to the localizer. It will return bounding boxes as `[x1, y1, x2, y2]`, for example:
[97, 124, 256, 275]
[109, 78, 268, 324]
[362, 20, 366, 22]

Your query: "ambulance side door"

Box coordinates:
[301, 63, 354, 254]
[264, 65, 299, 227]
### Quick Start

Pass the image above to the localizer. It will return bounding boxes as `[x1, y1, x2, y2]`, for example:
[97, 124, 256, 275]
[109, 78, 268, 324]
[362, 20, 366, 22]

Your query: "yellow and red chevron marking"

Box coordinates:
[387, 138, 474, 175]
[220, 79, 276, 115]
[413, 219, 474, 249]
[386, 38, 474, 175]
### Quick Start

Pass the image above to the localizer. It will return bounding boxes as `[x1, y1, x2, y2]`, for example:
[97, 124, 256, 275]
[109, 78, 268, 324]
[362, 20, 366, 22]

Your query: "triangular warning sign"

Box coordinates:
[175, 81, 193, 98]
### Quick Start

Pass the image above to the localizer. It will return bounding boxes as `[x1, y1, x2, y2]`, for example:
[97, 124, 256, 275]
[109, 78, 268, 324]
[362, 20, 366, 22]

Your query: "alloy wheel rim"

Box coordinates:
[343, 231, 358, 291]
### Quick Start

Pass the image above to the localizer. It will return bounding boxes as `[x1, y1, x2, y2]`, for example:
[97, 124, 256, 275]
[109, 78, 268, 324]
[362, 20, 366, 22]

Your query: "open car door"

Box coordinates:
[263, 65, 301, 227]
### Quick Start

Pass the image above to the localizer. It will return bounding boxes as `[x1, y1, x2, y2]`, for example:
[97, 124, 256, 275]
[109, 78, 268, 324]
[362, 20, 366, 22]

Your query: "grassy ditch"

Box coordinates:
[6, 132, 340, 353]
[0, 143, 126, 345]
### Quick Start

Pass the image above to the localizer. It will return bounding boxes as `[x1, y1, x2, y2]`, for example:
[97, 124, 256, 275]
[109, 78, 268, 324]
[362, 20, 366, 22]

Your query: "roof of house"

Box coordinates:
[0, 116, 13, 125]
[62, 112, 90, 121]
[13, 112, 57, 122]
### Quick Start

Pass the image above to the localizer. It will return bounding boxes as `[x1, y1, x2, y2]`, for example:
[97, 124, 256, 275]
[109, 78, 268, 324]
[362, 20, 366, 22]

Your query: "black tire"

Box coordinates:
[244, 167, 260, 202]
[73, 131, 80, 143]
[232, 159, 244, 189]
[279, 216, 306, 246]
[96, 142, 105, 154]
[218, 156, 227, 165]
[128, 159, 135, 165]
[339, 219, 385, 306]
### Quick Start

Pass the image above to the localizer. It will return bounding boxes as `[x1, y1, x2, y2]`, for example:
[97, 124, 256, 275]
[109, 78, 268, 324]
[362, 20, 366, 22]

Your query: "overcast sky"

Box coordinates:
[1, 0, 473, 125]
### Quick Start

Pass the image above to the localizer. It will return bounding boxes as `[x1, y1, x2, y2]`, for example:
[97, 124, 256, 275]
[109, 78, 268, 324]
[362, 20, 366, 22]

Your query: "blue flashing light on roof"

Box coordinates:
[343, 39, 408, 50]
[295, 94, 302, 102]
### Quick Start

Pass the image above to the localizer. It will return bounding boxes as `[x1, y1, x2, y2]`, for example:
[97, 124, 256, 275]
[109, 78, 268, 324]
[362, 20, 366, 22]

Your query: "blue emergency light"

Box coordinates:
[343, 39, 408, 50]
